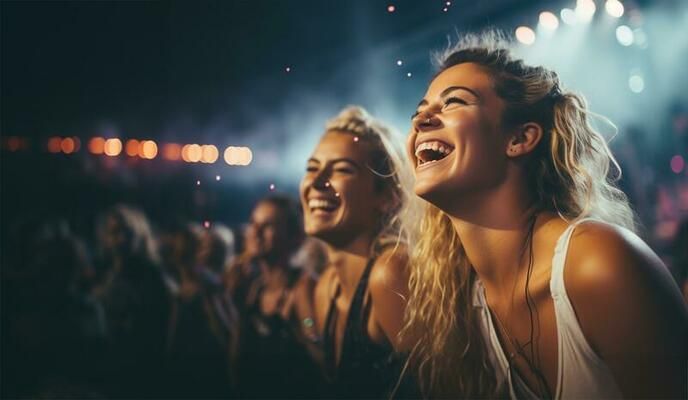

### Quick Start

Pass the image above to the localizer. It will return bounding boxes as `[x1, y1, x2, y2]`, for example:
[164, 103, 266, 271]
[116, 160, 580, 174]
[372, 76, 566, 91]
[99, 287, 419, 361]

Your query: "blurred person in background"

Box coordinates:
[93, 204, 170, 398]
[158, 220, 239, 398]
[230, 195, 322, 398]
[2, 219, 106, 398]
[302, 106, 418, 398]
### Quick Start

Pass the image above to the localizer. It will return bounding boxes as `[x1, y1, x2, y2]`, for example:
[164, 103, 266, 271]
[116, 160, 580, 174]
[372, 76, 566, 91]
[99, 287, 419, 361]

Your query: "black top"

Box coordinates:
[323, 253, 409, 399]
[238, 268, 322, 398]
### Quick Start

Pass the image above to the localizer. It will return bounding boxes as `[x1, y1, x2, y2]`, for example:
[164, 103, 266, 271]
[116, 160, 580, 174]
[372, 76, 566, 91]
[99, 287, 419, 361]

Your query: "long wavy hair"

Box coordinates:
[324, 105, 418, 255]
[399, 31, 636, 398]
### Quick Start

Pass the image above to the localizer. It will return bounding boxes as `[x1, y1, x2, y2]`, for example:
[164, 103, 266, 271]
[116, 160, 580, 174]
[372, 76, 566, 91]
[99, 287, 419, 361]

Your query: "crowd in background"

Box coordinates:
[1, 100, 686, 400]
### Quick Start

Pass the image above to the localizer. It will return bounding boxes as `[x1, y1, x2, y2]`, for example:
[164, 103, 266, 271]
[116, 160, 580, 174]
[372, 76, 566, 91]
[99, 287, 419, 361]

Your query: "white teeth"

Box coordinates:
[308, 199, 337, 210]
[414, 140, 455, 165]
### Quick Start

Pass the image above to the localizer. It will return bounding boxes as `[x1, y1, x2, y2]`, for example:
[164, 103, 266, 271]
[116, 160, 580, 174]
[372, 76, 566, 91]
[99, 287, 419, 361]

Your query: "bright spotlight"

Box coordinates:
[629, 74, 644, 93]
[515, 26, 536, 45]
[561, 8, 576, 25]
[616, 25, 634, 46]
[104, 138, 122, 157]
[605, 0, 624, 18]
[201, 145, 219, 163]
[539, 11, 559, 31]
[575, 0, 596, 23]
[186, 144, 202, 162]
[141, 140, 158, 159]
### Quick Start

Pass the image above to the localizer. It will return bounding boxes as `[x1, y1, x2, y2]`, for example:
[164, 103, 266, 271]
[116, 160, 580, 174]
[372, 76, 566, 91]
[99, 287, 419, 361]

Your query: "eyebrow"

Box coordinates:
[416, 85, 481, 107]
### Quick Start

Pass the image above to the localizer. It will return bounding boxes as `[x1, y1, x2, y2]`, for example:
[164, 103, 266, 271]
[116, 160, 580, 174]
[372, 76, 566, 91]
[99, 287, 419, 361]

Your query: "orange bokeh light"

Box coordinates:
[163, 143, 182, 161]
[48, 136, 62, 153]
[140, 140, 158, 159]
[89, 137, 105, 154]
[184, 144, 201, 162]
[60, 137, 76, 154]
[125, 139, 140, 157]
[201, 145, 219, 163]
[104, 138, 122, 156]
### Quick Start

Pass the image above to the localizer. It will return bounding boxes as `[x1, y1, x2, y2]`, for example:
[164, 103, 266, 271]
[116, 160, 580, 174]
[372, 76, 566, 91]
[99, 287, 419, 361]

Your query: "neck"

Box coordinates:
[444, 180, 537, 297]
[324, 231, 374, 300]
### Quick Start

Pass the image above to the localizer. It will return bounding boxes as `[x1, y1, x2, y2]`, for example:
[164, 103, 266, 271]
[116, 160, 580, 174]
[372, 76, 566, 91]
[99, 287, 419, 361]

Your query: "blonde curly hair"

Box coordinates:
[399, 31, 636, 398]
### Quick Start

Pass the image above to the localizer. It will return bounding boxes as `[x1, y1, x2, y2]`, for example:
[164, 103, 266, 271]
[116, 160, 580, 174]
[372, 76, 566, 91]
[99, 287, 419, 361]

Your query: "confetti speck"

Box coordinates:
[215, 175, 221, 181]
[285, 66, 291, 72]
[353, 136, 360, 142]
[196, 180, 201, 186]
[443, 7, 448, 12]
[396, 59, 403, 66]
[387, 5, 395, 13]
[204, 221, 211, 229]
[446, 1, 451, 5]
[269, 184, 276, 191]
[407, 72, 412, 77]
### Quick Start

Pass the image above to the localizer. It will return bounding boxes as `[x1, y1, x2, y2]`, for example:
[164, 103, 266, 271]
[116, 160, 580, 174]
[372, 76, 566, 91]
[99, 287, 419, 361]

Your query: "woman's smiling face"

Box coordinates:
[300, 131, 385, 245]
[407, 62, 511, 209]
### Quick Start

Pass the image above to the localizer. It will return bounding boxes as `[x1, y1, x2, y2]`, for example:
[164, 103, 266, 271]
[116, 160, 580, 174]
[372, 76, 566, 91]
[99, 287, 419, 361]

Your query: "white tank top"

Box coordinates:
[473, 219, 623, 399]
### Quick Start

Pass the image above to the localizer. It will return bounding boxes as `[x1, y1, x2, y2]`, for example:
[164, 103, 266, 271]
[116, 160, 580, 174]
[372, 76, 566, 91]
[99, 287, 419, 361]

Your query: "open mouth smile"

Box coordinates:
[414, 140, 455, 167]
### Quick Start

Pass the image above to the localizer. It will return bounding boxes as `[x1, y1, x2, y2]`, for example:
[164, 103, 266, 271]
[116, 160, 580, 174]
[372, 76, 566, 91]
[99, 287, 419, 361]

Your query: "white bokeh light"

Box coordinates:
[515, 26, 536, 45]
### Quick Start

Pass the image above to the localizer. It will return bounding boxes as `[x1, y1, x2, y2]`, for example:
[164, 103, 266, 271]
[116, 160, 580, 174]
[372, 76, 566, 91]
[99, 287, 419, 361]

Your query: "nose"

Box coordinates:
[310, 167, 332, 191]
[413, 109, 440, 133]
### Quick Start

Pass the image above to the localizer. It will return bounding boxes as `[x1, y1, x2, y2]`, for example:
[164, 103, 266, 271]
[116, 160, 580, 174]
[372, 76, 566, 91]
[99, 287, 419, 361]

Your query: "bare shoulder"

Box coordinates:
[564, 220, 687, 353]
[565, 220, 675, 297]
[368, 245, 410, 299]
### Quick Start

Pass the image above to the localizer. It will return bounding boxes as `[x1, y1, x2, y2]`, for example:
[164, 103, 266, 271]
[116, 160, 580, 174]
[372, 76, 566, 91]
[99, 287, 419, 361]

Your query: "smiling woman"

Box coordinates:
[300, 106, 418, 398]
[401, 32, 688, 399]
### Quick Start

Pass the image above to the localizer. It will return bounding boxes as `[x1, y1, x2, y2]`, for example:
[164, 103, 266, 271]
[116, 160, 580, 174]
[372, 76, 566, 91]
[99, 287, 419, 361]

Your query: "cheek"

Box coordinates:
[406, 131, 418, 163]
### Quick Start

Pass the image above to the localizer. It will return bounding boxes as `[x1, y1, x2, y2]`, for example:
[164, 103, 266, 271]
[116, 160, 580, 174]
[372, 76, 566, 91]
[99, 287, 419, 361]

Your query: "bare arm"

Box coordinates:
[368, 246, 414, 352]
[567, 222, 688, 399]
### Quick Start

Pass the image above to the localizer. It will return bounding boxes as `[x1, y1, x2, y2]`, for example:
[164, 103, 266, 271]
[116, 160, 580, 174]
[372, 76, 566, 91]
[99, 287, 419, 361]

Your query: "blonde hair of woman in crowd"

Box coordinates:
[399, 31, 688, 398]
[302, 106, 419, 398]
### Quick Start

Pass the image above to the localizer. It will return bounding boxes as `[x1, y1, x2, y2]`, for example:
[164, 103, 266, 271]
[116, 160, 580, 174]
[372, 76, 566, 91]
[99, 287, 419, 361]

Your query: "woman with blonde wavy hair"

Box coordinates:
[401, 32, 688, 399]
[301, 106, 417, 398]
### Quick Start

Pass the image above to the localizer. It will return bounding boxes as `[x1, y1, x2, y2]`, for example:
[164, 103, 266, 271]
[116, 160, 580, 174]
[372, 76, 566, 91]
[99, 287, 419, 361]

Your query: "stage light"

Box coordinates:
[575, 0, 596, 23]
[162, 143, 182, 161]
[629, 74, 644, 93]
[60, 137, 75, 154]
[47, 136, 62, 153]
[239, 147, 253, 166]
[88, 137, 105, 154]
[515, 26, 536, 45]
[186, 144, 202, 162]
[141, 140, 158, 159]
[104, 138, 122, 156]
[201, 145, 219, 163]
[224, 146, 238, 165]
[539, 11, 559, 31]
[125, 139, 140, 157]
[561, 8, 576, 25]
[605, 0, 624, 18]
[616, 25, 634, 46]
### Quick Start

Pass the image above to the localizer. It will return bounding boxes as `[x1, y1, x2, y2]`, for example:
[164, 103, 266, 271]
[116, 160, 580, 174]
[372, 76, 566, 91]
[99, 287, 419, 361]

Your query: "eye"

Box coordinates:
[411, 110, 420, 119]
[334, 167, 354, 174]
[306, 165, 318, 173]
[443, 97, 467, 109]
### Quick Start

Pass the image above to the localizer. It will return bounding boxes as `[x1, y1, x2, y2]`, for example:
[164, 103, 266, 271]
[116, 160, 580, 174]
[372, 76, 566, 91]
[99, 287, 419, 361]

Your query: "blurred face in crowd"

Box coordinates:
[246, 201, 292, 260]
[300, 131, 385, 247]
[102, 214, 131, 254]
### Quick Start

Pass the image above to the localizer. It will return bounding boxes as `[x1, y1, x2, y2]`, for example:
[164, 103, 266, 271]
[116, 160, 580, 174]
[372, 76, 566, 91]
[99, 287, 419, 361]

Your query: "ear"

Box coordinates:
[506, 122, 544, 157]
